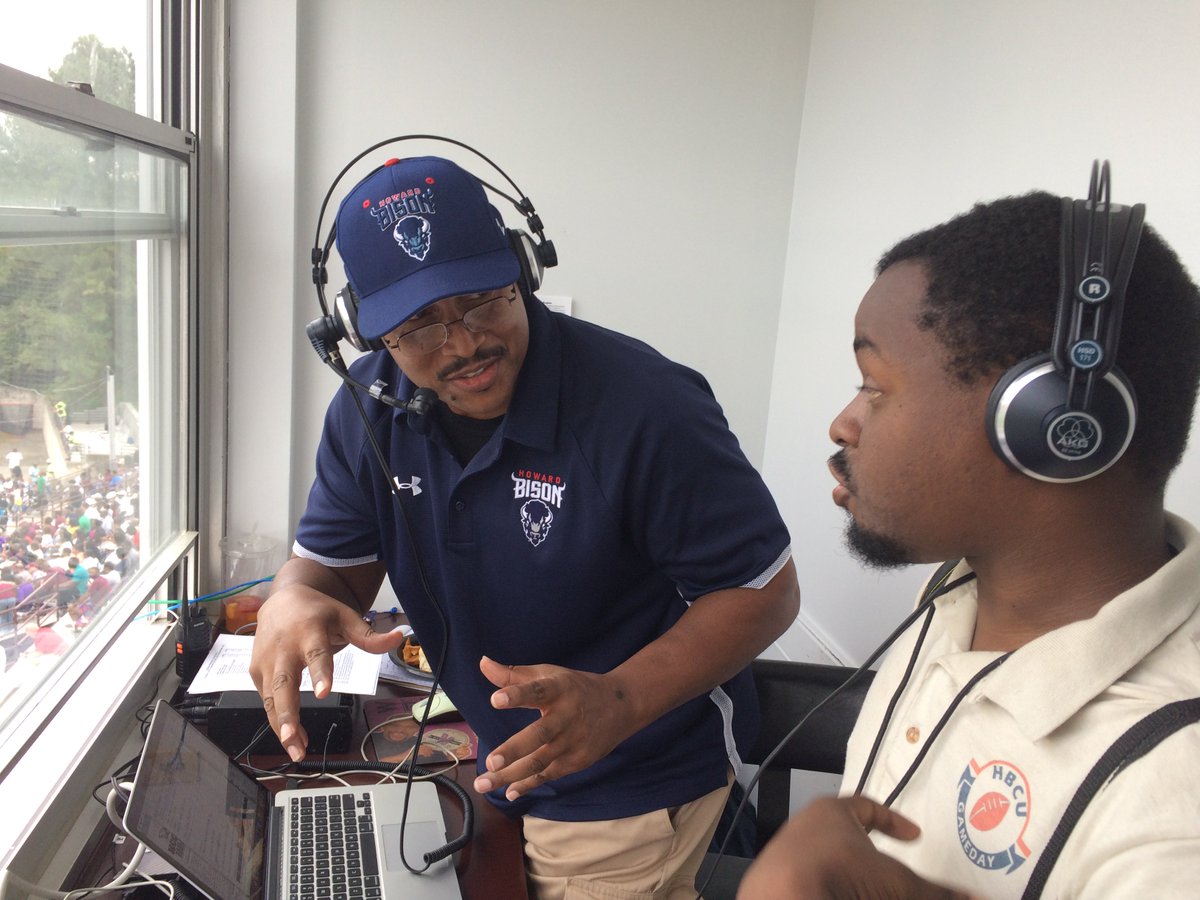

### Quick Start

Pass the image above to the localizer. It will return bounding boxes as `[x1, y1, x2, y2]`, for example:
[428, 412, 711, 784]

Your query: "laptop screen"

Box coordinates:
[124, 701, 268, 900]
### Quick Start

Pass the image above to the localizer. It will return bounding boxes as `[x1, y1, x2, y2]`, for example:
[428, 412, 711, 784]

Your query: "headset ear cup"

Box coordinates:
[507, 229, 543, 294]
[986, 353, 1137, 483]
[333, 284, 384, 353]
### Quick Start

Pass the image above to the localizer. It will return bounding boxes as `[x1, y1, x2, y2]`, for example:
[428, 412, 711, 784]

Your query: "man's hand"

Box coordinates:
[249, 559, 401, 762]
[470, 561, 800, 801]
[737, 796, 972, 899]
[471, 656, 637, 800]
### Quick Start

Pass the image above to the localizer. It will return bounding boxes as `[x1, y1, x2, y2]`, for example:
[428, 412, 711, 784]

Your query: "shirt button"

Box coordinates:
[454, 501, 465, 511]
[906, 726, 920, 744]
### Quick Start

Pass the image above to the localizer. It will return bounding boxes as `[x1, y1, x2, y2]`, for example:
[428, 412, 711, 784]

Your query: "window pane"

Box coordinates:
[0, 109, 156, 213]
[0, 102, 187, 733]
[0, 4, 156, 121]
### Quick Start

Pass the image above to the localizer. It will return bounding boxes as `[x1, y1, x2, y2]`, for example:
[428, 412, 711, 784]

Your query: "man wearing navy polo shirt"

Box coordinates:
[251, 155, 799, 899]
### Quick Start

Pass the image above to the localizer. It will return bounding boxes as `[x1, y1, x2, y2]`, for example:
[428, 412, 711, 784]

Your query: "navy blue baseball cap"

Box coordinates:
[334, 156, 520, 340]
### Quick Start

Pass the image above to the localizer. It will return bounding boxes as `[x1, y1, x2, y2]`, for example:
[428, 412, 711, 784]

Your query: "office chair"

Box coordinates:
[697, 658, 875, 898]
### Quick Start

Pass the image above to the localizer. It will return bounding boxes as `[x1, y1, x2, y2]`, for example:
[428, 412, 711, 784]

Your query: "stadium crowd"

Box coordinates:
[0, 458, 139, 662]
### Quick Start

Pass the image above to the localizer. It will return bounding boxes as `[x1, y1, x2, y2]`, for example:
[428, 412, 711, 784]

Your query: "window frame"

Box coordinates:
[0, 0, 221, 882]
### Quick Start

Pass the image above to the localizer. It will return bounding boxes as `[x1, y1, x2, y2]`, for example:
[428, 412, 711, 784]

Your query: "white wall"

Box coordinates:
[225, 1, 299, 568]
[227, 1, 1200, 658]
[225, 1, 814, 576]
[766, 0, 1200, 664]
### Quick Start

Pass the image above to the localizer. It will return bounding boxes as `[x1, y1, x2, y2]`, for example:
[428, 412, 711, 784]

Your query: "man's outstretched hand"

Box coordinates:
[471, 656, 637, 800]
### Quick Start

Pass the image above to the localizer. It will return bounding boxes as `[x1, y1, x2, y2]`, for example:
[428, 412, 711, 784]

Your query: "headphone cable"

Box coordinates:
[696, 565, 970, 898]
[343, 377, 460, 874]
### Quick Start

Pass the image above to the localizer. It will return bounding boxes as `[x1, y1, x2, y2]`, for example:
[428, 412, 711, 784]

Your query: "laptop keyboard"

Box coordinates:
[288, 792, 382, 899]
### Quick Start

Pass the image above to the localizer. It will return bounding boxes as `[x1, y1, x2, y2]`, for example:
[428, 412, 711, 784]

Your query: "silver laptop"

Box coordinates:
[124, 700, 463, 900]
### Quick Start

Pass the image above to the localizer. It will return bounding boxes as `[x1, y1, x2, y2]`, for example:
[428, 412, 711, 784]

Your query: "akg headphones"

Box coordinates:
[309, 134, 558, 355]
[986, 160, 1144, 483]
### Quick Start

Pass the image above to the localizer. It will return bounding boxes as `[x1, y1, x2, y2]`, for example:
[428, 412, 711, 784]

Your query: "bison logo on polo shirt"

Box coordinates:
[520, 500, 553, 546]
[512, 468, 566, 547]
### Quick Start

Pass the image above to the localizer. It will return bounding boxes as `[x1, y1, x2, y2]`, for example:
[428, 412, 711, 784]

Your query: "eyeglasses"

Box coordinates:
[382, 287, 518, 356]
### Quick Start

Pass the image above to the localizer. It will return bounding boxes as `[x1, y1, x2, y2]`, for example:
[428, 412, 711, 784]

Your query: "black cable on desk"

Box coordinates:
[289, 760, 474, 863]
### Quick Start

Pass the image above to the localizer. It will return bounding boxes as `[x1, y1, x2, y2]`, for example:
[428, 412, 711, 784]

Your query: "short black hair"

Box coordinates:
[878, 190, 1200, 486]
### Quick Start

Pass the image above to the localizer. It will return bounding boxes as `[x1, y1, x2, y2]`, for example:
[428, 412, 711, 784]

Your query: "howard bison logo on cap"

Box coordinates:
[393, 215, 432, 261]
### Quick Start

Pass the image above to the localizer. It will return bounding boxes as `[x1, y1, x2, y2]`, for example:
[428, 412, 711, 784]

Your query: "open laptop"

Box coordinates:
[124, 700, 463, 900]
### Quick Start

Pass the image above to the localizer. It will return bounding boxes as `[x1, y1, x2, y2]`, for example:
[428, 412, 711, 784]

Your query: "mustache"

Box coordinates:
[829, 449, 852, 487]
[437, 346, 505, 381]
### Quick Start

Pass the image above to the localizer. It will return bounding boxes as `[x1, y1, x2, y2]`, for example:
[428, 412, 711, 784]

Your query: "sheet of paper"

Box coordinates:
[187, 633, 382, 695]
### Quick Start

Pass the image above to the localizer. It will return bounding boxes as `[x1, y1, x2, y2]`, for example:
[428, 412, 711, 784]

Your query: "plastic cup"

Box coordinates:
[219, 533, 278, 632]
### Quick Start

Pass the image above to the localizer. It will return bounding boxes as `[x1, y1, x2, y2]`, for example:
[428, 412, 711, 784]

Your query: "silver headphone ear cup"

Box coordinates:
[986, 355, 1136, 483]
[334, 285, 384, 353]
[508, 229, 543, 293]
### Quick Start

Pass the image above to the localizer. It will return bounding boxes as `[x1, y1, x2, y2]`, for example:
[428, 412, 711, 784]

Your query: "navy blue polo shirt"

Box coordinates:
[295, 299, 791, 821]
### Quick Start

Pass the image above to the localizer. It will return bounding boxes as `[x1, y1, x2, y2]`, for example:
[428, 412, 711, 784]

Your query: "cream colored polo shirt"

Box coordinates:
[842, 513, 1200, 898]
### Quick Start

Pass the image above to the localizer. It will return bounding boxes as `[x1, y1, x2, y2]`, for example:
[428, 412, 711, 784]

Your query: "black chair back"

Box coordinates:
[747, 658, 874, 848]
[698, 658, 874, 898]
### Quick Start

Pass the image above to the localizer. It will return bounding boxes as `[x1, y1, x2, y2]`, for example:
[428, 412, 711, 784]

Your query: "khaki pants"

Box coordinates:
[522, 769, 734, 900]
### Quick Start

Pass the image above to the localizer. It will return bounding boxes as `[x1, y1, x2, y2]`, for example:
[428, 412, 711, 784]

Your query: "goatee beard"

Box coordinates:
[845, 518, 916, 570]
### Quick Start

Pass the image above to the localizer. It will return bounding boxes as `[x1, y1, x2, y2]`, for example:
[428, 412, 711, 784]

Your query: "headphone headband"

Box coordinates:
[311, 134, 557, 320]
[1052, 160, 1145, 406]
[986, 160, 1143, 483]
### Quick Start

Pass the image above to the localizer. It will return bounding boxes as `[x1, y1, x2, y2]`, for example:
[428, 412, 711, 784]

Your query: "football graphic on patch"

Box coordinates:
[969, 791, 1010, 831]
[957, 760, 1032, 872]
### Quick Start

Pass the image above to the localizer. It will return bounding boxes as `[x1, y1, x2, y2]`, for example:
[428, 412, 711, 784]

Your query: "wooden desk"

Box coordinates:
[365, 612, 529, 899]
[65, 689, 529, 900]
[440, 764, 528, 900]
[369, 685, 529, 900]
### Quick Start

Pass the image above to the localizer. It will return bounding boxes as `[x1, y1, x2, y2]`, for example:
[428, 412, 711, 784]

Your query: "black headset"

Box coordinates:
[309, 134, 557, 355]
[985, 160, 1144, 483]
[302, 136, 559, 872]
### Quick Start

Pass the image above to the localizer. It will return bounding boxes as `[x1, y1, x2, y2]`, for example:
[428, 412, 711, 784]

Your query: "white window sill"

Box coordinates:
[0, 533, 196, 890]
